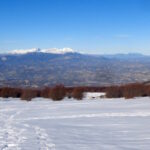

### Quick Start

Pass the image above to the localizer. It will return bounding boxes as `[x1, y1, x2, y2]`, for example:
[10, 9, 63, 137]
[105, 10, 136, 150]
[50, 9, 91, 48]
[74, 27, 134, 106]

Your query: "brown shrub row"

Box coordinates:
[0, 85, 87, 101]
[2, 83, 148, 100]
[106, 83, 150, 99]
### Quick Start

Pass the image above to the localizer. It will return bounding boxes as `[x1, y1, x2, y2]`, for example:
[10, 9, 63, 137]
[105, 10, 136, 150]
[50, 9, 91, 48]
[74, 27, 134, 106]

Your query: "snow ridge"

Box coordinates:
[10, 48, 75, 55]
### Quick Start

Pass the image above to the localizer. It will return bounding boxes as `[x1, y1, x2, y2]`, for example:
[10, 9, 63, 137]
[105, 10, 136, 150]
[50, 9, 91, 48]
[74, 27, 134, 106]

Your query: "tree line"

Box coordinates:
[0, 83, 150, 100]
[0, 85, 106, 101]
[106, 83, 150, 99]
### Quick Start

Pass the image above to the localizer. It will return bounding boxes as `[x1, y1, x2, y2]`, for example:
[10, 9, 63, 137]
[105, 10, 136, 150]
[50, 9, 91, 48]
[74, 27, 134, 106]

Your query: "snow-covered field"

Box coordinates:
[1, 97, 150, 150]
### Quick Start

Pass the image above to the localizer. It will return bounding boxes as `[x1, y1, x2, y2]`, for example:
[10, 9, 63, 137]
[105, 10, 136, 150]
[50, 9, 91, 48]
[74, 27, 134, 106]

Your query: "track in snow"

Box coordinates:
[34, 126, 56, 150]
[0, 107, 55, 150]
[0, 111, 26, 150]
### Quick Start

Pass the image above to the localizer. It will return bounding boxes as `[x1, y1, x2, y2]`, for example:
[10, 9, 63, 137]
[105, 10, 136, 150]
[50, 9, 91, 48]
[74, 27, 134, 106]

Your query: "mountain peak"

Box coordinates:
[40, 48, 75, 54]
[10, 47, 75, 55]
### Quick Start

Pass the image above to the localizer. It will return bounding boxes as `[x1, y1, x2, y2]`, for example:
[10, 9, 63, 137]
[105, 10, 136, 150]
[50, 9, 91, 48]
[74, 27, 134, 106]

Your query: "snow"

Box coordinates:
[10, 47, 75, 55]
[10, 48, 39, 54]
[40, 48, 74, 54]
[84, 92, 105, 99]
[1, 97, 150, 150]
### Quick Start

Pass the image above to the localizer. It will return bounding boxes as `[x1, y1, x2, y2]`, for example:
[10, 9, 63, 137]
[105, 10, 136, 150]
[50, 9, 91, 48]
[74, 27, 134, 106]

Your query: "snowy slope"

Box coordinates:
[1, 97, 150, 150]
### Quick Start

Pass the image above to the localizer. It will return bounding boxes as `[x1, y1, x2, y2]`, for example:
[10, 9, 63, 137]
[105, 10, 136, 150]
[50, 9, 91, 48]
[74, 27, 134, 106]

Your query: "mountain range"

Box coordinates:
[0, 48, 150, 87]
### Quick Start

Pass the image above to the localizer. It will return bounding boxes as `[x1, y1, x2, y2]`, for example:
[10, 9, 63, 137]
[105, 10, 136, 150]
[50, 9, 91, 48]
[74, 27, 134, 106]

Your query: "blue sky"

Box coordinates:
[0, 0, 150, 54]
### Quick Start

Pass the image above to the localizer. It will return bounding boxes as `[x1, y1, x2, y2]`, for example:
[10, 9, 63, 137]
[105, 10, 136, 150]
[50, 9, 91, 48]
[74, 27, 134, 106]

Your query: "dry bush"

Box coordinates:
[145, 85, 150, 96]
[72, 87, 84, 100]
[11, 88, 22, 98]
[21, 89, 40, 101]
[106, 86, 123, 98]
[0, 87, 12, 98]
[49, 85, 66, 101]
[123, 83, 146, 99]
[0, 87, 22, 98]
[106, 83, 148, 99]
[40, 87, 51, 98]
[0, 89, 1, 97]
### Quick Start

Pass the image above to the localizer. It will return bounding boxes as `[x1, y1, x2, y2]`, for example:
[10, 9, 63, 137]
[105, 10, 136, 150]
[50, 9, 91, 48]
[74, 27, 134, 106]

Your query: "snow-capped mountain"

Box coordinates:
[10, 48, 40, 54]
[40, 48, 75, 54]
[10, 48, 75, 55]
[0, 50, 150, 87]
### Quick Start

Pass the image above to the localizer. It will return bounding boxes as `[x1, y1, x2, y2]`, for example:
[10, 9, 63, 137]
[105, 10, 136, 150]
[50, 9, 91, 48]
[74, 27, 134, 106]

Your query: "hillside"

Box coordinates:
[0, 51, 150, 87]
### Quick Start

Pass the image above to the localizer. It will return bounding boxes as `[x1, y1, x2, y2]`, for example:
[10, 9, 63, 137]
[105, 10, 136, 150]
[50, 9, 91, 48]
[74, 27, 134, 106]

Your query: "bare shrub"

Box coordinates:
[72, 87, 84, 100]
[0, 87, 10, 98]
[0, 87, 22, 98]
[49, 85, 66, 101]
[106, 86, 123, 98]
[21, 89, 39, 101]
[0, 88, 1, 97]
[0, 87, 12, 98]
[145, 85, 150, 96]
[106, 83, 148, 99]
[40, 87, 51, 98]
[123, 83, 146, 99]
